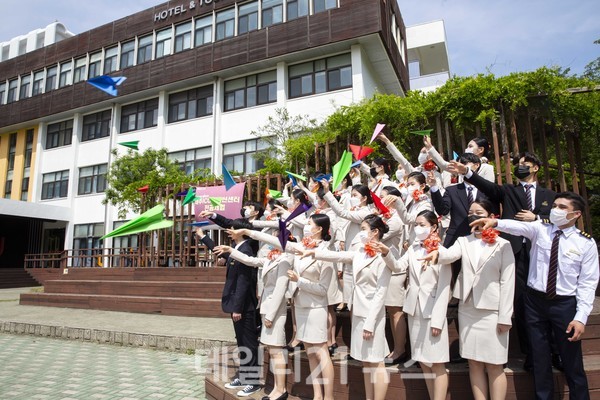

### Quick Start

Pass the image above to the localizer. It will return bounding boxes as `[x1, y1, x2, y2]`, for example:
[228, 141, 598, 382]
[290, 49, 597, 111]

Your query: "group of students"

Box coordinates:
[195, 133, 599, 400]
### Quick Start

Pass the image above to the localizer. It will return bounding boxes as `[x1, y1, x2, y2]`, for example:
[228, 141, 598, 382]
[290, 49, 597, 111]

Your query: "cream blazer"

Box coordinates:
[438, 234, 515, 325]
[391, 244, 452, 329]
[247, 230, 333, 309]
[315, 248, 391, 332]
[395, 195, 434, 245]
[324, 191, 373, 247]
[228, 249, 291, 322]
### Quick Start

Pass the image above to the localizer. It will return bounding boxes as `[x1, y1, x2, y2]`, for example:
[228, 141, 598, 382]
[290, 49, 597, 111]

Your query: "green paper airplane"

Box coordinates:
[331, 150, 353, 191]
[118, 141, 139, 150]
[284, 171, 307, 181]
[101, 205, 173, 239]
[410, 129, 434, 136]
[209, 197, 223, 207]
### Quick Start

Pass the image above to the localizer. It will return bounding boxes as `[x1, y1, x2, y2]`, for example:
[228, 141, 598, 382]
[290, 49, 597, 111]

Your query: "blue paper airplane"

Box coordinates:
[87, 75, 127, 96]
[222, 164, 236, 191]
[287, 174, 298, 187]
[453, 151, 459, 161]
[187, 221, 211, 227]
[351, 161, 362, 168]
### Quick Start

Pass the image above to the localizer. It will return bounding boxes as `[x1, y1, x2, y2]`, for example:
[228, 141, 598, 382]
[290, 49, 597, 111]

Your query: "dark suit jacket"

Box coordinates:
[431, 183, 498, 247]
[466, 172, 556, 252]
[209, 213, 259, 255]
[201, 235, 258, 314]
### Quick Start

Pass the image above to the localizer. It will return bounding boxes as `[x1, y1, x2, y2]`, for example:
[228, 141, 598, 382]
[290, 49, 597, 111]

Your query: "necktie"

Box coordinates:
[545, 230, 563, 298]
[525, 184, 533, 211]
[467, 186, 474, 205]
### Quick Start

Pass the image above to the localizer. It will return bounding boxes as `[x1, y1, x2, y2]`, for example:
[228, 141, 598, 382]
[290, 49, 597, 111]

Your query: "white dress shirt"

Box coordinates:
[520, 181, 537, 210]
[496, 219, 599, 325]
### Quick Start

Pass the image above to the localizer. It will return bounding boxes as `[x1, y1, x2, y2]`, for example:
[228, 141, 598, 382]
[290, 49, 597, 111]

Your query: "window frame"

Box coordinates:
[216, 8, 235, 41]
[238, 1, 259, 35]
[78, 163, 108, 195]
[73, 57, 87, 84]
[41, 170, 69, 200]
[103, 46, 118, 74]
[59, 61, 72, 88]
[137, 34, 153, 64]
[288, 54, 352, 99]
[120, 41, 135, 69]
[46, 119, 74, 149]
[20, 74, 31, 99]
[174, 22, 192, 53]
[120, 98, 159, 133]
[224, 71, 277, 111]
[222, 138, 269, 174]
[194, 15, 213, 46]
[155, 28, 173, 59]
[82, 110, 112, 142]
[167, 85, 214, 123]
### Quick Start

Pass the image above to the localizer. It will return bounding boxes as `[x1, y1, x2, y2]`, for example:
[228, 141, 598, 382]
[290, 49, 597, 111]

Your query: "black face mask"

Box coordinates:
[370, 167, 378, 179]
[467, 215, 483, 225]
[514, 165, 531, 180]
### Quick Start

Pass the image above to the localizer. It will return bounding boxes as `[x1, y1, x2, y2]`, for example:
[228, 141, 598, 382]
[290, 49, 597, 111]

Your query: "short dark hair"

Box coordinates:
[459, 153, 481, 166]
[407, 171, 429, 193]
[244, 201, 265, 218]
[363, 214, 390, 239]
[381, 185, 402, 197]
[352, 184, 374, 205]
[292, 188, 311, 206]
[373, 157, 392, 176]
[555, 191, 586, 212]
[472, 199, 497, 217]
[470, 137, 490, 158]
[310, 213, 332, 241]
[416, 210, 439, 231]
[514, 152, 542, 167]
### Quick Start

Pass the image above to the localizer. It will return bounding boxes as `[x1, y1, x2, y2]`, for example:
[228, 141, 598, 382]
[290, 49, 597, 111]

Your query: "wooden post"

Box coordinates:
[498, 103, 512, 184]
[525, 110, 534, 152]
[444, 119, 452, 160]
[491, 119, 503, 184]
[573, 130, 593, 234]
[475, 122, 481, 137]
[436, 113, 443, 151]
[538, 118, 552, 189]
[325, 141, 330, 173]
[314, 143, 320, 172]
[551, 121, 567, 192]
[509, 109, 520, 155]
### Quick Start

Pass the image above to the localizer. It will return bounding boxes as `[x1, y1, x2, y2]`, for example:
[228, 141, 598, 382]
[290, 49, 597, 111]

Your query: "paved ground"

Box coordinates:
[0, 334, 207, 399]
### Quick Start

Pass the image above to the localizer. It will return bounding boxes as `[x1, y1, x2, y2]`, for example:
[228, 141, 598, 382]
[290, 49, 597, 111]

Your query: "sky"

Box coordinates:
[0, 0, 598, 78]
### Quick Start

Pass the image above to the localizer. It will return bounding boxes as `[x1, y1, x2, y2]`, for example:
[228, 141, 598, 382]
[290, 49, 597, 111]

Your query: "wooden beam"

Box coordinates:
[499, 103, 513, 184]
[539, 118, 552, 189]
[491, 119, 503, 184]
[551, 121, 567, 192]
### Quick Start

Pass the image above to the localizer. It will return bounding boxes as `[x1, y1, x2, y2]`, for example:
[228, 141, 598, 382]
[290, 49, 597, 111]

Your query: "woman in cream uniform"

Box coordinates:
[214, 235, 292, 400]
[322, 183, 373, 309]
[384, 210, 451, 400]
[302, 214, 393, 400]
[424, 200, 515, 400]
[235, 214, 336, 400]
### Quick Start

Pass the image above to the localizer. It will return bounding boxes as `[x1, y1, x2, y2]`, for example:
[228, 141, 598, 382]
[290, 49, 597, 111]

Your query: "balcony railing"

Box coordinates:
[410, 71, 450, 92]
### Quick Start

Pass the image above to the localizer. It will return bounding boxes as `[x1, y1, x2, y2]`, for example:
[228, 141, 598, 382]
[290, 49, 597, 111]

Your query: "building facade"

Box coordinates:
[0, 0, 448, 266]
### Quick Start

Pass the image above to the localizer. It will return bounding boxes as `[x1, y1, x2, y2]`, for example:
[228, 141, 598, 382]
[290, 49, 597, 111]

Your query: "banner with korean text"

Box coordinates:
[193, 182, 246, 224]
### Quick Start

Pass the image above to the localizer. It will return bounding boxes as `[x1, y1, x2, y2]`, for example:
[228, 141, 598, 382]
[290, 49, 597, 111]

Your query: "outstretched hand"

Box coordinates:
[418, 250, 439, 270]
[320, 178, 330, 192]
[298, 249, 316, 259]
[448, 160, 468, 175]
[226, 228, 248, 243]
[366, 241, 390, 257]
[377, 133, 391, 145]
[213, 245, 232, 257]
[423, 135, 433, 150]
[199, 210, 213, 218]
[469, 217, 497, 232]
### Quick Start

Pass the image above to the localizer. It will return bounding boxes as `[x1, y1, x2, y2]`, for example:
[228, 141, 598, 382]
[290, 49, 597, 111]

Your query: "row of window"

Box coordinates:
[38, 137, 268, 200]
[4, 130, 34, 200]
[0, 0, 338, 106]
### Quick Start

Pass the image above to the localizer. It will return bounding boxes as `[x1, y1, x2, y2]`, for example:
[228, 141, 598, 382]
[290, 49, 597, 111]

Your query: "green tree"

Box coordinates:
[583, 39, 600, 82]
[103, 148, 191, 218]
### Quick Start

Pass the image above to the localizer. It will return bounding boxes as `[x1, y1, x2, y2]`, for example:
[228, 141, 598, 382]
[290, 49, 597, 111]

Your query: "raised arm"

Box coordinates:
[251, 220, 280, 229]
[378, 134, 415, 173]
[228, 248, 266, 269]
[437, 240, 464, 265]
[314, 249, 354, 264]
[464, 166, 505, 202]
[324, 191, 371, 224]
[430, 186, 452, 216]
[427, 145, 450, 172]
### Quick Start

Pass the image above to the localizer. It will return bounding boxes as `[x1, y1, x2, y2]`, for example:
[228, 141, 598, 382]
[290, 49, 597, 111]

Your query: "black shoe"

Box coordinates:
[345, 354, 355, 361]
[450, 356, 467, 364]
[384, 353, 409, 366]
[224, 378, 244, 389]
[552, 354, 564, 371]
[263, 392, 288, 400]
[328, 343, 338, 356]
[285, 342, 304, 352]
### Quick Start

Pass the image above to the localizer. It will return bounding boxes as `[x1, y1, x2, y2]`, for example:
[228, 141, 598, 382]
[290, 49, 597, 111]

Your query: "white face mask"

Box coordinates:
[357, 231, 370, 244]
[407, 184, 419, 197]
[414, 226, 431, 241]
[349, 197, 361, 208]
[418, 152, 429, 165]
[244, 208, 253, 219]
[464, 147, 474, 154]
[549, 208, 576, 227]
[395, 170, 404, 181]
[303, 225, 314, 238]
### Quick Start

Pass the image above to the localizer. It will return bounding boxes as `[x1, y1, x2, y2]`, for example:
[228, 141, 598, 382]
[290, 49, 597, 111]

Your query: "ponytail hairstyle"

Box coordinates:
[471, 199, 496, 218]
[416, 210, 439, 232]
[292, 188, 311, 206]
[363, 214, 390, 239]
[381, 185, 402, 198]
[310, 213, 332, 241]
[373, 157, 392, 176]
[470, 137, 490, 158]
[407, 171, 430, 193]
[352, 184, 374, 205]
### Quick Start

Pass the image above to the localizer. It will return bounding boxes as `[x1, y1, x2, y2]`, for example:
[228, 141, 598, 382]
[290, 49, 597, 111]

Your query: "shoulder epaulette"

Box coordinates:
[541, 219, 551, 224]
[579, 231, 592, 240]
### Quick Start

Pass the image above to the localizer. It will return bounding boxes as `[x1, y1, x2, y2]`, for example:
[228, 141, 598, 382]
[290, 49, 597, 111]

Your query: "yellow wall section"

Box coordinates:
[0, 127, 37, 201]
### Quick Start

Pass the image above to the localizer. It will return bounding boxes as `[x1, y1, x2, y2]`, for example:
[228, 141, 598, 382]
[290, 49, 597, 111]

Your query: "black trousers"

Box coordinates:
[232, 309, 260, 385]
[514, 246, 531, 355]
[524, 290, 589, 400]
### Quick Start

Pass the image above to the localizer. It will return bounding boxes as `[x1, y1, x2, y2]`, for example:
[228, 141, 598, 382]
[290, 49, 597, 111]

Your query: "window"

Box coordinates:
[313, 0, 337, 13]
[169, 147, 212, 175]
[120, 98, 159, 133]
[262, 0, 283, 27]
[45, 67, 57, 92]
[72, 223, 104, 267]
[287, 0, 309, 21]
[175, 22, 192, 53]
[111, 220, 139, 266]
[216, 8, 235, 41]
[88, 52, 102, 78]
[73, 57, 87, 83]
[4, 178, 12, 199]
[168, 85, 213, 123]
[32, 71, 44, 95]
[20, 177, 29, 201]
[238, 2, 259, 34]
[223, 138, 268, 174]
[7, 133, 16, 171]
[224, 71, 277, 111]
[289, 53, 351, 98]
[21, 130, 33, 201]
[20, 74, 31, 99]
[194, 16, 212, 46]
[59, 61, 72, 88]
[82, 110, 111, 141]
[120, 41, 135, 69]
[104, 47, 118, 74]
[0, 82, 5, 105]
[78, 164, 107, 195]
[155, 28, 172, 59]
[7, 79, 18, 103]
[46, 120, 73, 149]
[137, 34, 153, 64]
[42, 170, 69, 200]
